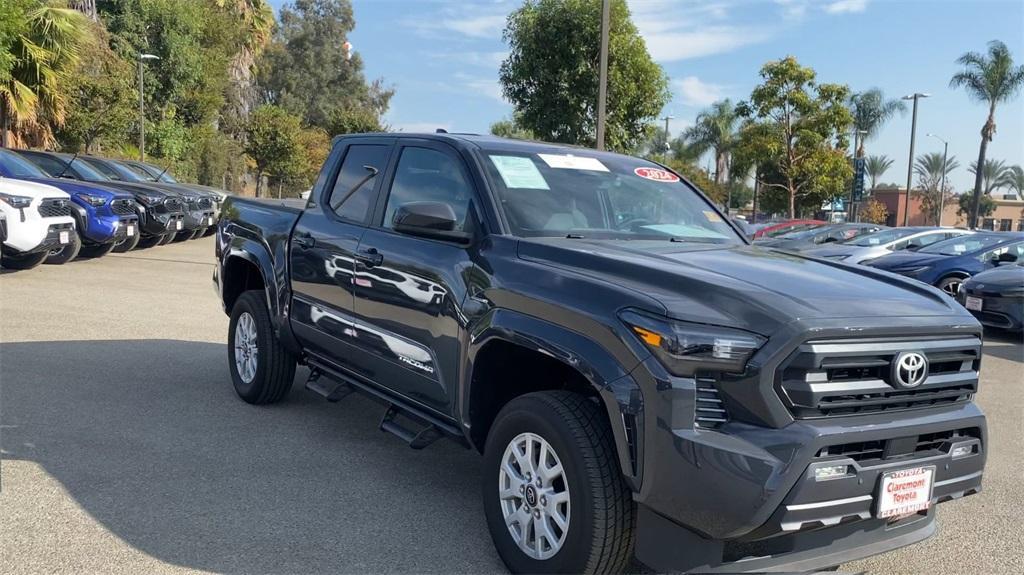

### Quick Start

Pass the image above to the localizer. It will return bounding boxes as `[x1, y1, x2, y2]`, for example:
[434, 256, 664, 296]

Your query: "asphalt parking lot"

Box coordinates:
[1, 236, 1022, 575]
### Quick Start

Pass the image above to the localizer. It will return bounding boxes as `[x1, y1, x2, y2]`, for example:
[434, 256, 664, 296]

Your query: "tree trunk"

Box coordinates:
[0, 100, 9, 148]
[969, 109, 995, 229]
[788, 185, 796, 219]
[255, 172, 264, 198]
[714, 151, 727, 186]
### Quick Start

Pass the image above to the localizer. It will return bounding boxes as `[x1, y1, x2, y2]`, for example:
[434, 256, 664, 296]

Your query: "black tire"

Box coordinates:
[46, 232, 82, 264]
[228, 290, 297, 404]
[159, 231, 176, 245]
[189, 228, 204, 240]
[936, 275, 967, 297]
[113, 233, 141, 253]
[136, 234, 164, 249]
[79, 242, 116, 259]
[202, 226, 216, 237]
[1, 250, 48, 270]
[483, 391, 635, 574]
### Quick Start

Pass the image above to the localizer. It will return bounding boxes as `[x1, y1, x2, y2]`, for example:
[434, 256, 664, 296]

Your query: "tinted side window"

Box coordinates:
[23, 154, 65, 176]
[87, 160, 122, 180]
[327, 144, 390, 223]
[383, 147, 473, 231]
[916, 233, 946, 247]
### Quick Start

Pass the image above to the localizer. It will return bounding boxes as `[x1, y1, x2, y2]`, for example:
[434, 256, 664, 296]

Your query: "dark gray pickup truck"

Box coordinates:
[214, 133, 987, 574]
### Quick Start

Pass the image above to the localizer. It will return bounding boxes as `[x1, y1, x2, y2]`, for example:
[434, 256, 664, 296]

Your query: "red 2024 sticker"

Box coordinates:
[634, 167, 680, 182]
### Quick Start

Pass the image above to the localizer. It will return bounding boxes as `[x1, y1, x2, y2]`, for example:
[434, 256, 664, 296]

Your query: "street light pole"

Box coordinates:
[137, 53, 160, 161]
[902, 92, 929, 226]
[596, 0, 610, 150]
[927, 133, 949, 227]
[660, 114, 673, 158]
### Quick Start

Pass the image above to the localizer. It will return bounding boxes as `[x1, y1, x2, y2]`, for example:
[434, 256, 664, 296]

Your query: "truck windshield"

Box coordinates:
[0, 149, 48, 178]
[920, 234, 1005, 256]
[478, 149, 740, 244]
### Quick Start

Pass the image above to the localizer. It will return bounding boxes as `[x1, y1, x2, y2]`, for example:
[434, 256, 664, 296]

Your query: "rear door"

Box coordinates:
[346, 140, 482, 415]
[288, 138, 395, 366]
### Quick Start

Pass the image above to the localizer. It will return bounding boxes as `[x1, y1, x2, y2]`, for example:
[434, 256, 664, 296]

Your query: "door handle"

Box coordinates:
[294, 233, 315, 249]
[355, 247, 383, 267]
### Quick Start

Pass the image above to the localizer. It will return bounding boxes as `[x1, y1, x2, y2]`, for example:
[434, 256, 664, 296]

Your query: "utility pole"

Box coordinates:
[927, 133, 949, 227]
[902, 93, 929, 226]
[660, 115, 673, 160]
[137, 53, 160, 161]
[595, 0, 610, 150]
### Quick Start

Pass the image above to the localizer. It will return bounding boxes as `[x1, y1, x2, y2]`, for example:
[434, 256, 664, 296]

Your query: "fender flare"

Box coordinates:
[463, 308, 645, 489]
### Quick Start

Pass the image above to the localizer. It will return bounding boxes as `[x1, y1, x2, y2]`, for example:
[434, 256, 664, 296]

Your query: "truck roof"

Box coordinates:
[335, 132, 629, 159]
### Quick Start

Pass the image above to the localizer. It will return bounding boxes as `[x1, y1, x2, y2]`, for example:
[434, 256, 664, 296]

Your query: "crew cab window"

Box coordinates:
[328, 144, 390, 223]
[981, 242, 1024, 262]
[20, 153, 68, 177]
[383, 147, 473, 230]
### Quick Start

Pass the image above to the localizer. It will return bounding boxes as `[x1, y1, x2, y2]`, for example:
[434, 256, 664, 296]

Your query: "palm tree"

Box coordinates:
[848, 88, 907, 156]
[0, 4, 87, 147]
[915, 152, 960, 190]
[997, 165, 1023, 198]
[865, 154, 894, 190]
[950, 40, 1024, 228]
[684, 99, 739, 186]
[968, 158, 1012, 195]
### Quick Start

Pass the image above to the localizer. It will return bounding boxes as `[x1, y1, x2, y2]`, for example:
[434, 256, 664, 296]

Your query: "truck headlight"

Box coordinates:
[620, 310, 765, 376]
[75, 192, 107, 206]
[0, 192, 33, 209]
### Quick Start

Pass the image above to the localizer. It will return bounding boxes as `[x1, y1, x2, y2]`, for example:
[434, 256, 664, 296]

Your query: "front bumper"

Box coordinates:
[183, 210, 215, 231]
[140, 210, 185, 237]
[959, 289, 1023, 331]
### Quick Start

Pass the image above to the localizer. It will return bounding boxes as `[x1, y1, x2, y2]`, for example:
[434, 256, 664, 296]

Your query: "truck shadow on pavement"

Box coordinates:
[1, 339, 506, 574]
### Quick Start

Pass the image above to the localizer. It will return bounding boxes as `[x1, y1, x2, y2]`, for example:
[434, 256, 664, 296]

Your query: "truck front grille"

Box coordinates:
[816, 428, 981, 464]
[163, 197, 184, 213]
[198, 197, 214, 209]
[695, 376, 728, 428]
[777, 336, 981, 419]
[111, 198, 137, 216]
[38, 198, 71, 218]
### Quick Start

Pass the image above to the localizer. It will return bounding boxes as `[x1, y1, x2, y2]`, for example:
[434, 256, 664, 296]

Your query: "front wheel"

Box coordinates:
[113, 233, 141, 253]
[483, 391, 635, 574]
[1, 250, 48, 270]
[79, 242, 116, 259]
[228, 290, 297, 404]
[46, 232, 82, 264]
[937, 275, 967, 296]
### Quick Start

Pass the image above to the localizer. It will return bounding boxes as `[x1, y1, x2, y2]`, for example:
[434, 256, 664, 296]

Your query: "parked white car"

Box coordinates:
[805, 226, 973, 265]
[0, 178, 77, 269]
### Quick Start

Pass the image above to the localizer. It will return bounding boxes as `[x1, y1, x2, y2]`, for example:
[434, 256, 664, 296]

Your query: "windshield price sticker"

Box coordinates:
[634, 167, 680, 182]
[489, 155, 550, 189]
[538, 153, 609, 172]
[703, 210, 723, 223]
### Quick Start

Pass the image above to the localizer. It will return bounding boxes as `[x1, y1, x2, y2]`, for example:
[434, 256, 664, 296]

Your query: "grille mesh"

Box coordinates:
[38, 198, 71, 218]
[111, 199, 136, 216]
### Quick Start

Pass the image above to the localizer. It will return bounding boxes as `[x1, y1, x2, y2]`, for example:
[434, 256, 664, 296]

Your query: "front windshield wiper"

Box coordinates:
[668, 236, 721, 244]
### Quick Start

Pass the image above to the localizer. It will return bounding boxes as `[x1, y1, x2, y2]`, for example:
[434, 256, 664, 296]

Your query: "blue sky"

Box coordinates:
[269, 0, 1024, 192]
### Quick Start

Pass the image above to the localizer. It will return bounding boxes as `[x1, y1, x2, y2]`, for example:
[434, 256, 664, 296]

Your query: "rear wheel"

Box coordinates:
[79, 242, 116, 259]
[483, 391, 635, 574]
[113, 233, 141, 253]
[1, 250, 48, 270]
[937, 275, 967, 296]
[228, 290, 296, 404]
[46, 232, 82, 264]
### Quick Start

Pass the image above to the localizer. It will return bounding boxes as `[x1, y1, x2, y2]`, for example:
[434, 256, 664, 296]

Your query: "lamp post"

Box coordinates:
[138, 53, 161, 161]
[926, 133, 949, 227]
[901, 92, 929, 226]
[660, 114, 673, 158]
[595, 0, 610, 150]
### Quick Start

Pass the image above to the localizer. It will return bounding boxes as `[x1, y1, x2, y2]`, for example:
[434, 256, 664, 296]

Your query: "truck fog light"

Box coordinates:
[951, 444, 975, 459]
[814, 465, 849, 481]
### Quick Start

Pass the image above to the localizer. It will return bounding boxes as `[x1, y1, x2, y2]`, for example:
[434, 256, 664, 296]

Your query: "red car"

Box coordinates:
[753, 219, 826, 239]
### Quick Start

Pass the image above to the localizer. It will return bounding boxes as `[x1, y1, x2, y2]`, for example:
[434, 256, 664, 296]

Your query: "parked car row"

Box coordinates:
[755, 220, 1023, 331]
[0, 149, 226, 270]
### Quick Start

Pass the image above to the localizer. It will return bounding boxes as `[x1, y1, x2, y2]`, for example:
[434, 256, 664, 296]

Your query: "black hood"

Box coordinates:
[964, 264, 1024, 290]
[517, 238, 964, 335]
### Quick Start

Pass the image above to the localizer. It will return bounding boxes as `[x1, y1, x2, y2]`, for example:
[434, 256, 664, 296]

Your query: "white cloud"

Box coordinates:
[430, 50, 508, 69]
[825, 0, 869, 14]
[454, 73, 506, 102]
[403, 2, 512, 39]
[629, 1, 773, 62]
[673, 76, 727, 107]
[644, 26, 771, 61]
[774, 0, 809, 21]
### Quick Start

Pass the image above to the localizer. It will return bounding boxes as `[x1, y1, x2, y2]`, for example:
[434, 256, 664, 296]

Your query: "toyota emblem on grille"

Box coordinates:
[892, 352, 928, 388]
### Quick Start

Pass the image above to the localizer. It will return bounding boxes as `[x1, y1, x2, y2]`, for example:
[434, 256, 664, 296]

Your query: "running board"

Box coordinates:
[303, 356, 468, 449]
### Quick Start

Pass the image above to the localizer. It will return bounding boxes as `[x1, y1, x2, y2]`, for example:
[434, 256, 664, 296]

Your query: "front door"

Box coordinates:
[288, 139, 394, 369]
[348, 140, 481, 415]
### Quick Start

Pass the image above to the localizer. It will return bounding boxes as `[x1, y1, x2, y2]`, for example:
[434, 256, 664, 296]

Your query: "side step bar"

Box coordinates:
[303, 358, 468, 450]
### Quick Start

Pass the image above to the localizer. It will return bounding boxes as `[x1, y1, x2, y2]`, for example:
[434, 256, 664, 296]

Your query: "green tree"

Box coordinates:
[968, 158, 1012, 195]
[865, 154, 894, 190]
[0, 2, 88, 147]
[958, 192, 996, 225]
[684, 99, 740, 186]
[735, 57, 853, 218]
[499, 0, 670, 151]
[859, 199, 889, 224]
[913, 152, 959, 225]
[848, 88, 906, 156]
[997, 165, 1023, 197]
[259, 0, 393, 131]
[326, 106, 386, 136]
[244, 104, 303, 197]
[490, 115, 535, 141]
[950, 40, 1024, 228]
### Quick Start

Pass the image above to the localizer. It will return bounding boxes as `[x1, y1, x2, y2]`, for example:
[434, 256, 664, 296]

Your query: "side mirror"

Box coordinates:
[393, 201, 471, 244]
[995, 252, 1018, 265]
[906, 243, 922, 252]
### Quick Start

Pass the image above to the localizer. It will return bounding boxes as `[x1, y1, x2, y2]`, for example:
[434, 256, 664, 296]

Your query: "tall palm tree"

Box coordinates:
[915, 152, 960, 191]
[0, 4, 87, 147]
[969, 158, 1012, 195]
[997, 165, 1024, 198]
[865, 154, 894, 190]
[848, 88, 907, 156]
[684, 99, 739, 186]
[950, 40, 1024, 228]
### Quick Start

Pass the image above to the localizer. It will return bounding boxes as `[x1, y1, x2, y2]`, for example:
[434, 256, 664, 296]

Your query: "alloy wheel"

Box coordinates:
[498, 432, 571, 561]
[234, 311, 258, 383]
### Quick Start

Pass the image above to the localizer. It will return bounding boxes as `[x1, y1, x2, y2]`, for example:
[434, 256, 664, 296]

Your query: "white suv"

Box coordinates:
[0, 178, 77, 270]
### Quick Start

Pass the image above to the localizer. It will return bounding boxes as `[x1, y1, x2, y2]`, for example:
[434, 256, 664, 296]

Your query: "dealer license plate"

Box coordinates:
[876, 466, 934, 519]
[965, 296, 983, 311]
[59, 231, 69, 244]
[176, 219, 183, 231]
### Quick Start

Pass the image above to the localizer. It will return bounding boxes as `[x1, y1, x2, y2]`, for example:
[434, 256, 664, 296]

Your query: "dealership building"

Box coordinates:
[870, 187, 1024, 230]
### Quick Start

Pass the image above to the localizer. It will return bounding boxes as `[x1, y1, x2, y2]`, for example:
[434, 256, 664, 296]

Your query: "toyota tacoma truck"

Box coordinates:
[0, 177, 77, 269]
[214, 133, 987, 574]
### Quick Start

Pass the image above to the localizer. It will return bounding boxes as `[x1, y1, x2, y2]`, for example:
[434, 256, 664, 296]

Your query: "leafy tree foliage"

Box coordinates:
[968, 158, 1012, 195]
[997, 165, 1023, 197]
[865, 154, 894, 190]
[848, 88, 905, 156]
[245, 104, 303, 197]
[490, 115, 535, 141]
[499, 0, 670, 152]
[735, 57, 853, 218]
[958, 191, 996, 224]
[912, 152, 959, 225]
[684, 99, 740, 185]
[859, 199, 889, 224]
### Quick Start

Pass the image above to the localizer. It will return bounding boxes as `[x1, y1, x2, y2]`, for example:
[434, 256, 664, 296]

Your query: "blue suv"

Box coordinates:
[0, 149, 140, 258]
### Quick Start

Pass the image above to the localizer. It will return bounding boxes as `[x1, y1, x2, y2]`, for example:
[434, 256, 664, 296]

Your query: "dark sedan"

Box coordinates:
[755, 222, 885, 252]
[958, 263, 1024, 331]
